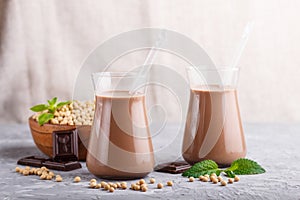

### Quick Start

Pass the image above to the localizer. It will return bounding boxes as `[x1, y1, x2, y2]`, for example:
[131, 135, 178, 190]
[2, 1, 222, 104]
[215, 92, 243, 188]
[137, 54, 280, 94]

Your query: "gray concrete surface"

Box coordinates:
[0, 123, 300, 200]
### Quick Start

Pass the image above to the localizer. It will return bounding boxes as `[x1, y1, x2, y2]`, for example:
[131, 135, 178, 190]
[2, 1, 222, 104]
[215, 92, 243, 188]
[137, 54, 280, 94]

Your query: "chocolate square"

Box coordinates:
[154, 161, 191, 174]
[52, 129, 78, 161]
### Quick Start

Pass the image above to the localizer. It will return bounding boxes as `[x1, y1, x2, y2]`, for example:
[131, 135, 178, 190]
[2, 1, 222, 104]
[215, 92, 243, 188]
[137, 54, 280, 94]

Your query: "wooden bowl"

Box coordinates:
[28, 117, 91, 161]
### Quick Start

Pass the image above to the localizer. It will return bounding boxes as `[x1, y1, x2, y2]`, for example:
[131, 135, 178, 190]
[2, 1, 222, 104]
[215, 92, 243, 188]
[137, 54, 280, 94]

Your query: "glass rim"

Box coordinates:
[186, 66, 240, 72]
[92, 71, 145, 78]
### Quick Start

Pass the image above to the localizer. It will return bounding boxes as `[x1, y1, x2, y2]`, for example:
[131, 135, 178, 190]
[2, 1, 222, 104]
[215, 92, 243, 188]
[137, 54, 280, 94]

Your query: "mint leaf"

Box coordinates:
[226, 158, 266, 175]
[30, 97, 73, 125]
[224, 170, 236, 178]
[30, 104, 48, 112]
[57, 101, 71, 109]
[38, 113, 54, 125]
[47, 97, 57, 106]
[182, 160, 221, 178]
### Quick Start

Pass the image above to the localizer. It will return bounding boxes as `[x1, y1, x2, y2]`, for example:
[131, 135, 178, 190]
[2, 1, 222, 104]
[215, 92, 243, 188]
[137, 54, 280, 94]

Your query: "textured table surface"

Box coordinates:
[0, 123, 300, 200]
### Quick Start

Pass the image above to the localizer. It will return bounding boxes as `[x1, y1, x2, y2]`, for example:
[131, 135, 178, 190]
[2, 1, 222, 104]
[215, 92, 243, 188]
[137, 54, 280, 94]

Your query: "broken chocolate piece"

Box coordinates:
[17, 156, 45, 167]
[17, 156, 82, 171]
[52, 129, 78, 161]
[154, 161, 191, 174]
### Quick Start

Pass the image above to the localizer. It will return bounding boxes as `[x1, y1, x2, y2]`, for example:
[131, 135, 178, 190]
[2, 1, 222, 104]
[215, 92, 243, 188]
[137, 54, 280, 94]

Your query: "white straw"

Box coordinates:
[230, 21, 254, 69]
[129, 30, 166, 94]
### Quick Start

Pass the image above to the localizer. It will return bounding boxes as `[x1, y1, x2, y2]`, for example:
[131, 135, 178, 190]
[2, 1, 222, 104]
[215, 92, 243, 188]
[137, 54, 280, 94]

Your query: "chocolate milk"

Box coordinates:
[86, 91, 154, 179]
[182, 86, 246, 166]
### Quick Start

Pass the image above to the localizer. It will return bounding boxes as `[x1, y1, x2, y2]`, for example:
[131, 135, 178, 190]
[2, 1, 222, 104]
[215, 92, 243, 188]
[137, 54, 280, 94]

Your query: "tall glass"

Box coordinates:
[182, 67, 246, 166]
[87, 72, 154, 179]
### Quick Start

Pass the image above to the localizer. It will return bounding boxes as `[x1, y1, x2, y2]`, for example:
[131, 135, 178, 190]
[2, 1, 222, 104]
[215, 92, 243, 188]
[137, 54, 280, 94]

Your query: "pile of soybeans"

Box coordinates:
[32, 100, 95, 126]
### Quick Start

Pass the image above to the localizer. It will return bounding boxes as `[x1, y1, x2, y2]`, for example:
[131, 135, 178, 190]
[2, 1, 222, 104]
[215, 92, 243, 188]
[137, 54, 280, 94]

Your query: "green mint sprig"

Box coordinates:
[30, 97, 71, 125]
[182, 158, 265, 178]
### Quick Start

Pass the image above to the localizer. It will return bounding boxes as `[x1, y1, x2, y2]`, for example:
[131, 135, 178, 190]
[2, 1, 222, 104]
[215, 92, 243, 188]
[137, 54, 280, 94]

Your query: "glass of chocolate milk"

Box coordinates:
[87, 72, 154, 179]
[182, 67, 246, 167]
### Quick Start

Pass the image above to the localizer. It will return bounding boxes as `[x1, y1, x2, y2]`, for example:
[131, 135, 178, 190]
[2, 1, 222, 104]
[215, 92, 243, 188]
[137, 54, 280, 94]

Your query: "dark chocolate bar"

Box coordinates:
[17, 156, 44, 167]
[17, 156, 82, 171]
[43, 160, 82, 171]
[154, 161, 191, 174]
[52, 129, 78, 161]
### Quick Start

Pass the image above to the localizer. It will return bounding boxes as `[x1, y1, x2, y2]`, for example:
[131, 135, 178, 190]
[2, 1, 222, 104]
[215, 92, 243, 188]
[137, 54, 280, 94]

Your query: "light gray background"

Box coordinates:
[1, 0, 300, 123]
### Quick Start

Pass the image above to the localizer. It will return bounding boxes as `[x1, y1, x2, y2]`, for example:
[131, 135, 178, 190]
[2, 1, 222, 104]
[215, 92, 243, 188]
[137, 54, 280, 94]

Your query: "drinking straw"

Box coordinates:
[129, 30, 166, 94]
[230, 21, 254, 69]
